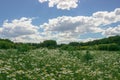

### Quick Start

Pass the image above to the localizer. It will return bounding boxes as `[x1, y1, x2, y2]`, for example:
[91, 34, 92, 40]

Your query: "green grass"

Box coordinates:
[0, 49, 120, 80]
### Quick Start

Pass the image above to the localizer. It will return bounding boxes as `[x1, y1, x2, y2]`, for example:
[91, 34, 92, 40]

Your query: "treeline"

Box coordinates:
[67, 35, 120, 51]
[0, 35, 120, 51]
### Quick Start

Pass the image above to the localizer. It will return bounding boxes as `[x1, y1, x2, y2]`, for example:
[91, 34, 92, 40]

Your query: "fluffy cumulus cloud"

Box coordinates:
[40, 16, 102, 43]
[102, 25, 120, 36]
[40, 8, 120, 43]
[92, 8, 120, 25]
[0, 8, 120, 43]
[0, 17, 43, 43]
[12, 34, 44, 43]
[38, 0, 79, 10]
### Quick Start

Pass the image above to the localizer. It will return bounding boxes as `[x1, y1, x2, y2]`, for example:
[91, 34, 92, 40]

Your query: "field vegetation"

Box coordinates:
[0, 35, 120, 80]
[0, 49, 120, 80]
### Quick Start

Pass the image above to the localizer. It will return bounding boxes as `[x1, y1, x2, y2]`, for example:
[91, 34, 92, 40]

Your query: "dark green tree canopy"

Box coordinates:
[41, 40, 57, 48]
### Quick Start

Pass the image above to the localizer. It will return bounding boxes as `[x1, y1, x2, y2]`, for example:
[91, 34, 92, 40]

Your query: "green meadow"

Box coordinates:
[0, 49, 120, 80]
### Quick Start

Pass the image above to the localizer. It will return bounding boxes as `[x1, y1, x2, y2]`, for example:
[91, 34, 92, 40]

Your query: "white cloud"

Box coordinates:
[39, 0, 47, 3]
[81, 37, 100, 43]
[102, 25, 120, 36]
[41, 8, 120, 34]
[93, 8, 120, 25]
[41, 16, 103, 33]
[0, 28, 2, 32]
[12, 34, 44, 43]
[40, 8, 120, 43]
[0, 8, 120, 43]
[57, 37, 81, 44]
[38, 0, 79, 10]
[0, 17, 43, 43]
[115, 8, 120, 15]
[40, 15, 103, 44]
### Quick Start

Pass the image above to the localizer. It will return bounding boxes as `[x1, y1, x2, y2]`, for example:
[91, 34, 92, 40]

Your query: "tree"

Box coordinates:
[16, 44, 31, 53]
[0, 39, 14, 49]
[69, 42, 79, 46]
[42, 40, 57, 49]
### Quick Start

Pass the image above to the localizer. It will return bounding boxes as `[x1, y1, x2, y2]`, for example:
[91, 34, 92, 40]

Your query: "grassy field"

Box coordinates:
[0, 49, 120, 80]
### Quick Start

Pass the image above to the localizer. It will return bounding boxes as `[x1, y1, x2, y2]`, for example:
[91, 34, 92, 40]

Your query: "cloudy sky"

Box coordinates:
[0, 0, 120, 43]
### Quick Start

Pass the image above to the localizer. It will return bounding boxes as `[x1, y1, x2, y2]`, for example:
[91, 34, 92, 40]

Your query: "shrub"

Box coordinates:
[97, 44, 108, 50]
[60, 45, 69, 50]
[82, 51, 93, 63]
[0, 41, 14, 49]
[42, 40, 57, 49]
[97, 43, 120, 51]
[60, 45, 77, 51]
[108, 43, 120, 51]
[17, 44, 31, 53]
[79, 46, 89, 50]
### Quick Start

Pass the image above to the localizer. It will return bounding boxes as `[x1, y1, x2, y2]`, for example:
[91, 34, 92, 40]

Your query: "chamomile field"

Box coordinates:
[0, 49, 120, 80]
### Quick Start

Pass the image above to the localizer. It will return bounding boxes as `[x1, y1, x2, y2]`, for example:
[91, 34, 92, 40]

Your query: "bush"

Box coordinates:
[61, 45, 77, 51]
[17, 44, 31, 53]
[108, 43, 120, 51]
[97, 44, 108, 50]
[60, 45, 69, 50]
[82, 51, 93, 63]
[79, 46, 89, 50]
[41, 40, 57, 49]
[97, 43, 120, 51]
[0, 41, 14, 49]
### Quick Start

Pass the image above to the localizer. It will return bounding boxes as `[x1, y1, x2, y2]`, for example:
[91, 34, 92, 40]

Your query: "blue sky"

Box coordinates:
[0, 0, 120, 43]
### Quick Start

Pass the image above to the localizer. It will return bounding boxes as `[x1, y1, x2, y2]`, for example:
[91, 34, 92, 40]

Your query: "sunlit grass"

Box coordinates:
[0, 49, 120, 80]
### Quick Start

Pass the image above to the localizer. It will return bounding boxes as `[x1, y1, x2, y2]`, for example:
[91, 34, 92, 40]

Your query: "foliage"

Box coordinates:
[97, 43, 120, 51]
[108, 43, 120, 51]
[0, 49, 120, 80]
[41, 40, 57, 49]
[16, 44, 31, 53]
[82, 50, 94, 62]
[79, 46, 89, 50]
[0, 40, 14, 49]
[79, 35, 120, 46]
[0, 35, 120, 51]
[69, 42, 80, 46]
[60, 45, 76, 51]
